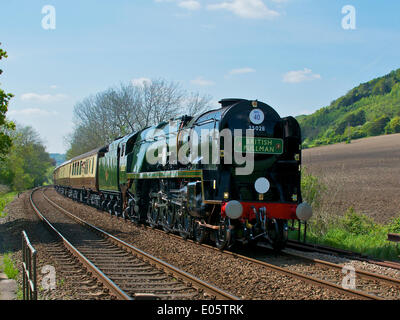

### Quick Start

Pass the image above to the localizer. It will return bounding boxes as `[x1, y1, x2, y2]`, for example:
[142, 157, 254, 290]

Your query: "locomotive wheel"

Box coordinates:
[108, 201, 114, 216]
[214, 218, 231, 250]
[160, 206, 172, 233]
[177, 212, 191, 239]
[269, 219, 288, 251]
[166, 208, 175, 232]
[193, 220, 208, 243]
[132, 204, 141, 224]
[100, 197, 107, 211]
[113, 201, 120, 217]
[147, 198, 158, 228]
[86, 192, 91, 206]
[125, 199, 137, 223]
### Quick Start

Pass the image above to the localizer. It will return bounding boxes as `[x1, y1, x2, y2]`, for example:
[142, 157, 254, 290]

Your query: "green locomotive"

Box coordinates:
[54, 98, 312, 250]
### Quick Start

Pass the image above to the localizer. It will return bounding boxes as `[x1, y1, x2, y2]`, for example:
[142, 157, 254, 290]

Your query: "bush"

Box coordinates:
[301, 167, 326, 210]
[387, 216, 400, 233]
[385, 116, 400, 134]
[2, 254, 18, 280]
[351, 126, 367, 139]
[0, 192, 17, 217]
[341, 207, 378, 236]
[293, 170, 400, 261]
[363, 116, 390, 136]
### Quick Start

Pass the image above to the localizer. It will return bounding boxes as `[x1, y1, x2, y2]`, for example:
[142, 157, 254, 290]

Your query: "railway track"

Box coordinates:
[257, 243, 400, 299]
[113, 204, 398, 299]
[287, 240, 400, 271]
[156, 231, 390, 300]
[47, 187, 397, 300]
[30, 187, 239, 300]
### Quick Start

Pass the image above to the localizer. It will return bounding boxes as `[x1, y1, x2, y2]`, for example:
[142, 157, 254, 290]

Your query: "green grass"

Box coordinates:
[2, 254, 19, 280]
[1, 254, 23, 300]
[297, 169, 400, 262]
[0, 191, 17, 218]
[291, 211, 400, 261]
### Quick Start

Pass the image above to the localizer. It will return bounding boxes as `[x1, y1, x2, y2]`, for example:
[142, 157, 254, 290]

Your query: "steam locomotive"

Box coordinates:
[54, 98, 312, 250]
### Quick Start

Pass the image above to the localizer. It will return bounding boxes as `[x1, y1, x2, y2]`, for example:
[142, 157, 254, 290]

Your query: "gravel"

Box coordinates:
[45, 188, 357, 300]
[251, 250, 400, 299]
[285, 247, 400, 280]
[0, 191, 111, 300]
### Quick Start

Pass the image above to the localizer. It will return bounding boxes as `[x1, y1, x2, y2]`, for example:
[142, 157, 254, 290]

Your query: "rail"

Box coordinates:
[22, 230, 37, 300]
[33, 187, 238, 300]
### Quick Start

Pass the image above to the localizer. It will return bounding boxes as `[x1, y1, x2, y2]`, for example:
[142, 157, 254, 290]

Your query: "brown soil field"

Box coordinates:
[302, 133, 400, 224]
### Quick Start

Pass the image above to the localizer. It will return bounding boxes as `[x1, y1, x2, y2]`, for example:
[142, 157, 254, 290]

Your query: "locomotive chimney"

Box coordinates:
[218, 98, 246, 108]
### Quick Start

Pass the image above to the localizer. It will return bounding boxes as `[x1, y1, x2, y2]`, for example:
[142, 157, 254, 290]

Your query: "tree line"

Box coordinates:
[0, 125, 54, 190]
[66, 79, 212, 159]
[298, 68, 400, 148]
[1, 41, 215, 191]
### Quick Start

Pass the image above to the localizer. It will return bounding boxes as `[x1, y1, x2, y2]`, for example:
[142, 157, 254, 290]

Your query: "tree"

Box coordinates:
[66, 79, 212, 159]
[363, 116, 390, 136]
[185, 92, 213, 117]
[372, 78, 391, 96]
[385, 116, 400, 134]
[0, 43, 15, 160]
[335, 110, 366, 135]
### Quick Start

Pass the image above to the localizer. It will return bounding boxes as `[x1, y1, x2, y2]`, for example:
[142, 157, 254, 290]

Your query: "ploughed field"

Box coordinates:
[302, 133, 400, 223]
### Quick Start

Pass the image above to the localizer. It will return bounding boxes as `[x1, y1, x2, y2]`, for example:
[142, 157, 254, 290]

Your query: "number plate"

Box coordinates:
[234, 137, 284, 154]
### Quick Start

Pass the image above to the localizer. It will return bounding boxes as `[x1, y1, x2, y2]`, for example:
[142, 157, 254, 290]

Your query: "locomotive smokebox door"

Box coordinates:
[187, 181, 203, 217]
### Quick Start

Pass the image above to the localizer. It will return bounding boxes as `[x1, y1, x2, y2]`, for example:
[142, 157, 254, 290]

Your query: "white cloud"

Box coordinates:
[178, 0, 201, 10]
[20, 93, 68, 103]
[50, 85, 58, 89]
[131, 77, 152, 87]
[207, 0, 279, 19]
[155, 0, 201, 11]
[190, 77, 215, 86]
[282, 68, 321, 83]
[228, 67, 256, 75]
[8, 108, 58, 117]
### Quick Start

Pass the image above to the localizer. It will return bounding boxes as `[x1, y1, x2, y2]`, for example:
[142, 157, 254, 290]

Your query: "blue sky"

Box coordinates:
[1, 0, 399, 153]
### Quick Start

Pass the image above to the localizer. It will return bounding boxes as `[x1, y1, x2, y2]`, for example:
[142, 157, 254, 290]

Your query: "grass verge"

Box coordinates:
[2, 254, 19, 280]
[0, 191, 18, 218]
[296, 168, 400, 262]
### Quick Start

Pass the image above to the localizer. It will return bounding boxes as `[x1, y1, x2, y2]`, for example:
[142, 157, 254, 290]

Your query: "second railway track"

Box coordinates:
[30, 187, 239, 300]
